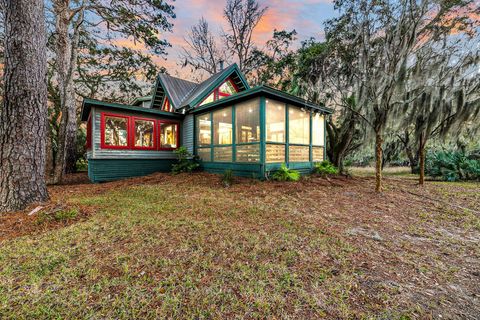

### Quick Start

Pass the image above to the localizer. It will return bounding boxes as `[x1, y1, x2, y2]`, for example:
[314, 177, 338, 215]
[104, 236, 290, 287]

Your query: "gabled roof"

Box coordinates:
[153, 74, 197, 109]
[179, 64, 249, 109]
[150, 63, 249, 111]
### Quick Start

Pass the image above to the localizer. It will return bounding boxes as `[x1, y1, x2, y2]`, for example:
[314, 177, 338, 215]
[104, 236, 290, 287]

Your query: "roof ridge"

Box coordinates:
[159, 73, 198, 85]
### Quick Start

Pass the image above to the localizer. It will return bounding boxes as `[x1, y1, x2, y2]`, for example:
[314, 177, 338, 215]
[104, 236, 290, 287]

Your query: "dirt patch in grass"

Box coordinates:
[0, 172, 478, 319]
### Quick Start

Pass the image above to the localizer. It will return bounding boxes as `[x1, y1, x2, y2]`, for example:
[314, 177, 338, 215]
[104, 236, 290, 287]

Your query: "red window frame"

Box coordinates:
[131, 116, 157, 150]
[158, 121, 180, 151]
[100, 112, 131, 150]
[86, 113, 92, 150]
[198, 78, 239, 106]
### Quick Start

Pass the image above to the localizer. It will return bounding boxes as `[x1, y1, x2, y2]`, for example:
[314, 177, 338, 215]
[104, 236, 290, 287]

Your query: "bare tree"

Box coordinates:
[0, 0, 49, 212]
[181, 18, 226, 75]
[223, 0, 267, 75]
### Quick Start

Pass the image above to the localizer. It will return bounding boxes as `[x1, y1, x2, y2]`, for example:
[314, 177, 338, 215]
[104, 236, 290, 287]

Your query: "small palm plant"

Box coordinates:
[271, 163, 300, 181]
[313, 160, 338, 177]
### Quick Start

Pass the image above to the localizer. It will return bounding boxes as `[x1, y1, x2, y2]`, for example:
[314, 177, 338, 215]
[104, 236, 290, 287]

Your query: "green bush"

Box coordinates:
[271, 163, 300, 181]
[313, 160, 338, 176]
[171, 147, 199, 174]
[222, 169, 234, 187]
[426, 150, 480, 181]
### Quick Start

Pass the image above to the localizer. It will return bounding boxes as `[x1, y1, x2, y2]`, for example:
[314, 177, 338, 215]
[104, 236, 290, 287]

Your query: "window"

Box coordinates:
[218, 79, 237, 98]
[213, 107, 232, 145]
[102, 114, 129, 149]
[214, 146, 232, 162]
[289, 146, 310, 162]
[198, 78, 238, 107]
[289, 106, 310, 145]
[133, 118, 155, 149]
[200, 92, 215, 106]
[266, 144, 285, 163]
[162, 98, 171, 112]
[266, 100, 286, 143]
[312, 147, 324, 162]
[197, 113, 211, 146]
[236, 99, 260, 143]
[236, 144, 259, 162]
[197, 148, 211, 162]
[159, 122, 179, 149]
[312, 113, 325, 146]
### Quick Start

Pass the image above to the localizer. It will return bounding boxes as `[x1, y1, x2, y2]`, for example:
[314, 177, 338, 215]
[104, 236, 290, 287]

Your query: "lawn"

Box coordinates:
[0, 171, 479, 319]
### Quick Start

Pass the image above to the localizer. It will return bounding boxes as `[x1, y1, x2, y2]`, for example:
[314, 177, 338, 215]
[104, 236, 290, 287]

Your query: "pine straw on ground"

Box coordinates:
[0, 172, 478, 319]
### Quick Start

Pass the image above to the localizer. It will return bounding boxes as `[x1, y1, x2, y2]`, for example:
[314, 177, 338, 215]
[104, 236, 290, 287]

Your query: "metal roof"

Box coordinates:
[157, 74, 197, 108]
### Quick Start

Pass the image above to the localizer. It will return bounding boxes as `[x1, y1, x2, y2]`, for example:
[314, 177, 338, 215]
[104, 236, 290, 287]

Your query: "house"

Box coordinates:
[80, 64, 333, 182]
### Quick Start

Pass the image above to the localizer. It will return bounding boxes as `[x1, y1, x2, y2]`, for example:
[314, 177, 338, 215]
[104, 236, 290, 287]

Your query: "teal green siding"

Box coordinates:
[182, 114, 194, 154]
[88, 159, 175, 182]
[200, 162, 263, 178]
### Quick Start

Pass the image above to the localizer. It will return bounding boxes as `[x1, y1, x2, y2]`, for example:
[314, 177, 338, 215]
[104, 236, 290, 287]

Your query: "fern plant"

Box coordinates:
[271, 163, 300, 181]
[426, 150, 480, 181]
[313, 160, 338, 176]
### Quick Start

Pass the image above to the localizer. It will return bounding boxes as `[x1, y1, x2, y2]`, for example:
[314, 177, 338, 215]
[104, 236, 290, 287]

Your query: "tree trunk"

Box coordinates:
[52, 0, 82, 183]
[0, 0, 49, 212]
[418, 136, 426, 186]
[375, 132, 383, 192]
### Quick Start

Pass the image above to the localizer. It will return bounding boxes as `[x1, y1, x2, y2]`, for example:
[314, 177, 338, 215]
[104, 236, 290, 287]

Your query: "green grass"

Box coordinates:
[0, 184, 360, 319]
[0, 173, 478, 319]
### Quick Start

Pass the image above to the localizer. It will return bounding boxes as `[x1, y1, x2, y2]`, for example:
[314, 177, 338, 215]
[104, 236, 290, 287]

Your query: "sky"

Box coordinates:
[158, 0, 337, 78]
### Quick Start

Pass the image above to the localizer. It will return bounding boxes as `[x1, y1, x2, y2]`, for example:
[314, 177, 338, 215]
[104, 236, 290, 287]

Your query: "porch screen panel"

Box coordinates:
[214, 146, 233, 162]
[236, 144, 260, 163]
[312, 113, 325, 146]
[266, 100, 285, 143]
[288, 106, 310, 145]
[289, 146, 310, 162]
[197, 148, 211, 162]
[266, 144, 285, 163]
[312, 147, 324, 162]
[236, 99, 260, 143]
[213, 107, 232, 145]
[197, 113, 211, 146]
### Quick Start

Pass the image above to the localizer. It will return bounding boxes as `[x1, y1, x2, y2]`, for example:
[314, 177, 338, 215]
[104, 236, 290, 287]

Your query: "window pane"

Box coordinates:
[213, 146, 232, 162]
[289, 145, 310, 162]
[134, 119, 155, 148]
[213, 107, 232, 145]
[312, 147, 324, 162]
[236, 144, 260, 163]
[200, 92, 215, 106]
[312, 113, 325, 146]
[219, 80, 236, 96]
[104, 115, 128, 147]
[236, 99, 260, 143]
[266, 144, 285, 163]
[197, 148, 211, 162]
[197, 113, 211, 146]
[289, 106, 310, 145]
[266, 100, 285, 143]
[160, 123, 178, 149]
